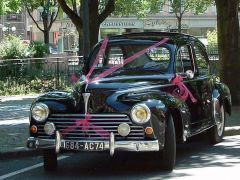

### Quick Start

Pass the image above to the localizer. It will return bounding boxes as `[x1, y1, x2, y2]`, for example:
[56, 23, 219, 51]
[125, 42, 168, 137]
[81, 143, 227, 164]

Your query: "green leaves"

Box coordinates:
[0, 35, 29, 59]
[0, 0, 22, 15]
[168, 0, 213, 16]
[114, 0, 164, 18]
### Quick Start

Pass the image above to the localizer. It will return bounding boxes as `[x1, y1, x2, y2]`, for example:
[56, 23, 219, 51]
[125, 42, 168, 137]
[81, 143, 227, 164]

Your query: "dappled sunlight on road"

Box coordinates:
[31, 136, 240, 180]
[0, 97, 33, 121]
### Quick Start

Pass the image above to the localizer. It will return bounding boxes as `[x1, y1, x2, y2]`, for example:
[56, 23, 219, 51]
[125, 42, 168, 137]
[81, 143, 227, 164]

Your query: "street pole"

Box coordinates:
[82, 0, 90, 61]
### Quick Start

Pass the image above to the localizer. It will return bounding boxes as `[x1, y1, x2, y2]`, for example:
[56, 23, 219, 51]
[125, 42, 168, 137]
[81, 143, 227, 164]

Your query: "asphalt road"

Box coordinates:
[0, 135, 239, 180]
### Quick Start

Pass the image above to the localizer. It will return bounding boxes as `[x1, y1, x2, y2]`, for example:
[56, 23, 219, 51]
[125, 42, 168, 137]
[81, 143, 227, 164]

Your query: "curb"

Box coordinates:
[225, 126, 240, 136]
[0, 127, 239, 160]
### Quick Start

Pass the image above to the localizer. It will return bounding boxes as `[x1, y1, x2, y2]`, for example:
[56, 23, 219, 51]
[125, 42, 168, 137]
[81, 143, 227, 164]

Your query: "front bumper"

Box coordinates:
[27, 131, 159, 156]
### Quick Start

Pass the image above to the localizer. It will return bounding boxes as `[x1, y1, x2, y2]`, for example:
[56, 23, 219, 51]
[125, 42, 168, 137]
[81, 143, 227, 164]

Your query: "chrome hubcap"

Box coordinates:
[213, 99, 224, 136]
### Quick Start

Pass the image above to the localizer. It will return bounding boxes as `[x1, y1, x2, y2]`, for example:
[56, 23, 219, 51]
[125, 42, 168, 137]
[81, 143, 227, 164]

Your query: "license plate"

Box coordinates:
[64, 141, 104, 151]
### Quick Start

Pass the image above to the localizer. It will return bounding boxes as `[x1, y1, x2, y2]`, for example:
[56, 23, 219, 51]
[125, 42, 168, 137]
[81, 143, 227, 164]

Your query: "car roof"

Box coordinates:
[108, 31, 200, 45]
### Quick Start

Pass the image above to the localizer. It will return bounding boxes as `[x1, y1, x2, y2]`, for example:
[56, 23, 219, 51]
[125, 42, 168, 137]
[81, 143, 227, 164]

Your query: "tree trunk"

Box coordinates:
[89, 0, 101, 50]
[177, 16, 182, 33]
[44, 30, 50, 45]
[89, 23, 100, 50]
[215, 0, 240, 105]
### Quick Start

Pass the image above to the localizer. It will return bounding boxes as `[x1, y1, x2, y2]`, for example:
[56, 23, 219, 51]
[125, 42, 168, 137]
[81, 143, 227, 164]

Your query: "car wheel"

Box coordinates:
[43, 149, 57, 171]
[160, 115, 176, 171]
[208, 102, 225, 144]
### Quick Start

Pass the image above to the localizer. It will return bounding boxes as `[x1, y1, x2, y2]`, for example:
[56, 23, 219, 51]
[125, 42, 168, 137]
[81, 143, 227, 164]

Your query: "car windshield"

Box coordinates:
[89, 41, 171, 78]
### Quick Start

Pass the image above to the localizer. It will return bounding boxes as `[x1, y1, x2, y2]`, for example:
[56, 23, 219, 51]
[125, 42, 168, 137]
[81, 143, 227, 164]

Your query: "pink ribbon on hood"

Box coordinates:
[171, 75, 197, 103]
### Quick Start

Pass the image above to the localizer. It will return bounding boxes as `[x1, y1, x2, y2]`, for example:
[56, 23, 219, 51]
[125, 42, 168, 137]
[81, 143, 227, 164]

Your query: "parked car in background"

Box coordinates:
[27, 32, 231, 171]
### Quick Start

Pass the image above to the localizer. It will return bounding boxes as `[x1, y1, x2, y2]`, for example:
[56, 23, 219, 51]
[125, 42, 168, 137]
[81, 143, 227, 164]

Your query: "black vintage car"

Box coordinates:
[27, 32, 231, 171]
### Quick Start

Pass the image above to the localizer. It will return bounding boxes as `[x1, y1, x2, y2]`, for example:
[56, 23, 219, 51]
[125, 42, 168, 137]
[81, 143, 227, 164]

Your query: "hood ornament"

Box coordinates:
[82, 93, 90, 114]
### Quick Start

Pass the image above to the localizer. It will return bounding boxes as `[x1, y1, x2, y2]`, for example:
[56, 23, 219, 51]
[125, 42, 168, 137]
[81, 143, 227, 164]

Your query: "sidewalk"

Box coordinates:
[0, 95, 239, 158]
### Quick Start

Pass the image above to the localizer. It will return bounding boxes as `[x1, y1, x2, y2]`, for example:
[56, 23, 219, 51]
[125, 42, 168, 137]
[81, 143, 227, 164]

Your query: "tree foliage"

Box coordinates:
[206, 30, 217, 47]
[0, 35, 29, 59]
[113, 0, 164, 17]
[0, 0, 22, 15]
[167, 0, 213, 32]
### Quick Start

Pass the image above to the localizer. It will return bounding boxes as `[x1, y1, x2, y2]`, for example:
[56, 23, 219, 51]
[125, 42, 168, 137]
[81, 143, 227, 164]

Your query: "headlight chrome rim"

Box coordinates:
[31, 102, 49, 122]
[130, 103, 151, 124]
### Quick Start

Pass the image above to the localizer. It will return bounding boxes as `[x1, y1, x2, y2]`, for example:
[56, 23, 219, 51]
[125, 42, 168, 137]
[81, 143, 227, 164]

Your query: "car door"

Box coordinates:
[191, 41, 212, 122]
[175, 43, 211, 129]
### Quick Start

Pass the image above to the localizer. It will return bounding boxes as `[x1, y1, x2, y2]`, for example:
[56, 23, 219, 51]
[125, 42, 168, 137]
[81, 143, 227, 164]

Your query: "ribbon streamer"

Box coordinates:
[171, 75, 197, 103]
[62, 113, 109, 138]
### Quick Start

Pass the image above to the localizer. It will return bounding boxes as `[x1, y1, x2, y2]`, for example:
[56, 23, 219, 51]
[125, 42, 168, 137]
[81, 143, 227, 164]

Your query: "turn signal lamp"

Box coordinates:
[145, 127, 153, 135]
[31, 125, 38, 134]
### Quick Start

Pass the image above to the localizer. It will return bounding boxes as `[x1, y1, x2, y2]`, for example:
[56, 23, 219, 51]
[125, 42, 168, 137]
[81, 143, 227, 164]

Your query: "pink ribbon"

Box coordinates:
[70, 73, 79, 84]
[171, 75, 197, 103]
[86, 37, 169, 83]
[86, 38, 109, 83]
[62, 113, 109, 138]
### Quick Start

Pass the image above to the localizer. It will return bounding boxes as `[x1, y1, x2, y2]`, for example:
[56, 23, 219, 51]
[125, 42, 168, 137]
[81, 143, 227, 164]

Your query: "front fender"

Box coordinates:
[31, 91, 80, 114]
[118, 90, 191, 144]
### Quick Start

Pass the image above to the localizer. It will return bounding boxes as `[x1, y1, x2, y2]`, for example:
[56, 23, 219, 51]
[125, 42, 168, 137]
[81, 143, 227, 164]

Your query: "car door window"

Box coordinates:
[177, 45, 195, 73]
[193, 43, 209, 75]
[175, 50, 184, 73]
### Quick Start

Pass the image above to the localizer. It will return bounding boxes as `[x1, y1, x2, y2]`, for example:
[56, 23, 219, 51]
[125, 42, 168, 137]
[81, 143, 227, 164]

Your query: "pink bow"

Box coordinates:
[62, 114, 109, 138]
[171, 75, 197, 103]
[70, 73, 79, 84]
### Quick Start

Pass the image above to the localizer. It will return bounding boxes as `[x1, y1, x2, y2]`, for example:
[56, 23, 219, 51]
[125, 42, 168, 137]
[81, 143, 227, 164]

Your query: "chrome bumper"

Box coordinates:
[27, 131, 159, 156]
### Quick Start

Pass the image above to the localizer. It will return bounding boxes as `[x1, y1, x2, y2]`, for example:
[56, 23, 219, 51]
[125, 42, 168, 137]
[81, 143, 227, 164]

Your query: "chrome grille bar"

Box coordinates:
[38, 114, 145, 140]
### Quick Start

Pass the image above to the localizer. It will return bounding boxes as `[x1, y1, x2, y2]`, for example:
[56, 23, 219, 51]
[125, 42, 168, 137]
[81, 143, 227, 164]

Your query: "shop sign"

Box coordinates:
[144, 19, 172, 29]
[144, 19, 190, 30]
[101, 19, 143, 29]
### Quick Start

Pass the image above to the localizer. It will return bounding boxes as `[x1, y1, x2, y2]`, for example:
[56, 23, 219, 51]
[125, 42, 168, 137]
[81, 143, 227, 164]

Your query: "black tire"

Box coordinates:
[43, 149, 57, 171]
[208, 104, 225, 144]
[160, 115, 176, 171]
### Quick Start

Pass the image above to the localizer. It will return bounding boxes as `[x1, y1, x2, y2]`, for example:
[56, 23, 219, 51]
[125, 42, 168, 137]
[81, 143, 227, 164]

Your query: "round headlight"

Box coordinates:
[131, 104, 151, 124]
[32, 103, 49, 122]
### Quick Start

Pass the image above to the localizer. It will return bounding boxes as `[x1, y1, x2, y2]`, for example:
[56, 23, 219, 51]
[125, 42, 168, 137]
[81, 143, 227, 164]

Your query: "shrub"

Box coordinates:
[29, 41, 48, 58]
[0, 35, 29, 59]
[206, 30, 218, 48]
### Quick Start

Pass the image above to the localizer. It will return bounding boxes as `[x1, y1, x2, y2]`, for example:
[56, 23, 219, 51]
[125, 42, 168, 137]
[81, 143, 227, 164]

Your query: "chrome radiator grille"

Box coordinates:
[38, 114, 145, 140]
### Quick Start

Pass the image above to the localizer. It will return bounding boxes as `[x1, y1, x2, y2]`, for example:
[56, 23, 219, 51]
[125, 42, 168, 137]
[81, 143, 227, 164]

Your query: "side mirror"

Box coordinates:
[186, 70, 194, 79]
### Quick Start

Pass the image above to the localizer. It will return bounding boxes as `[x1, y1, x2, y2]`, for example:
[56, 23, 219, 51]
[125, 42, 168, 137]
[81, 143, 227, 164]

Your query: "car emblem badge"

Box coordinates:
[82, 93, 90, 114]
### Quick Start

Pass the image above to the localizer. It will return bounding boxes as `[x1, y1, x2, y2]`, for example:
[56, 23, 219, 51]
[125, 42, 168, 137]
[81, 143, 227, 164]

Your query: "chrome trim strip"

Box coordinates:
[110, 132, 115, 156]
[82, 93, 90, 114]
[27, 137, 159, 152]
[50, 114, 128, 117]
[38, 136, 145, 140]
[55, 130, 61, 153]
[48, 118, 129, 121]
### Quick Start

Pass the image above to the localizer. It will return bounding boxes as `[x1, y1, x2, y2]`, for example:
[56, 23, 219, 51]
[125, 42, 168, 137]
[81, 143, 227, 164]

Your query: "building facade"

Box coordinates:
[0, 10, 28, 41]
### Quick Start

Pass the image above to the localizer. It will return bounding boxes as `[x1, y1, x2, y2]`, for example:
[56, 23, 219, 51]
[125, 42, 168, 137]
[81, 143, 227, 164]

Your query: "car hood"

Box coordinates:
[80, 75, 174, 113]
[85, 74, 173, 91]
